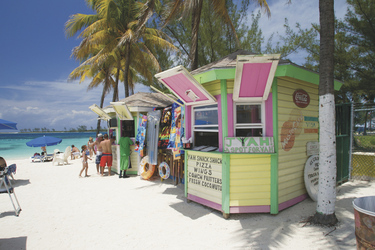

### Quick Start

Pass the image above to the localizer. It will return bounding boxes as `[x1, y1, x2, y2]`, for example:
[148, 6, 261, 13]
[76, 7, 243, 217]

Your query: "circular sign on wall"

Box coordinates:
[293, 89, 310, 108]
[304, 155, 319, 201]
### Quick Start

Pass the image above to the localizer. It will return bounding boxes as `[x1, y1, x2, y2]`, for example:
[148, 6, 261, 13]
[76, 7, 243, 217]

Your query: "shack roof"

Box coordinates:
[189, 49, 343, 90]
[190, 49, 291, 75]
[118, 92, 174, 108]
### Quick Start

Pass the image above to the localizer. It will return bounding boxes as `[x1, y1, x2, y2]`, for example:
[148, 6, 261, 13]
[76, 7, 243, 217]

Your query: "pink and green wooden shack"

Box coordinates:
[155, 50, 342, 218]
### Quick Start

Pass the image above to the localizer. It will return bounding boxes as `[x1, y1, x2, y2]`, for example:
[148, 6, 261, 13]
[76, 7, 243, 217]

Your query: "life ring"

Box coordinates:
[140, 156, 156, 180]
[158, 162, 170, 180]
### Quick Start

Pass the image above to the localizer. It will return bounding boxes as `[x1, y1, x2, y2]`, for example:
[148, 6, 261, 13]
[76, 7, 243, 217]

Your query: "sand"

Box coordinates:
[0, 158, 373, 250]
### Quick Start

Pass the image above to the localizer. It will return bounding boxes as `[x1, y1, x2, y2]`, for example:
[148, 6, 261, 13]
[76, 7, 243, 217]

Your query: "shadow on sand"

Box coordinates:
[0, 236, 27, 250]
[161, 180, 370, 249]
[9, 179, 30, 188]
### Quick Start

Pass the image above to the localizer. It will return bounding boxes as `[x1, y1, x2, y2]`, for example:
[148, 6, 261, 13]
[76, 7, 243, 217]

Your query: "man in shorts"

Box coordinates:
[94, 133, 104, 174]
[99, 134, 115, 176]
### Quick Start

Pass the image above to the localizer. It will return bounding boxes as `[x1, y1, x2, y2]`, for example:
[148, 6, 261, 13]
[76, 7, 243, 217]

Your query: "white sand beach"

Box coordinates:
[0, 158, 373, 249]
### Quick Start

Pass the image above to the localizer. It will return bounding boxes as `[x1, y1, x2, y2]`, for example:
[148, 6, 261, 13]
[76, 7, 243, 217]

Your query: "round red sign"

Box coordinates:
[293, 89, 310, 108]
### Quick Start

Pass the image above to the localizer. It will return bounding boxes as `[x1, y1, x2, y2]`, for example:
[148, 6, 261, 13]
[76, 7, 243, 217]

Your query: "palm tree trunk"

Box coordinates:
[112, 63, 120, 102]
[96, 84, 107, 136]
[190, 0, 203, 71]
[124, 41, 131, 97]
[312, 0, 338, 226]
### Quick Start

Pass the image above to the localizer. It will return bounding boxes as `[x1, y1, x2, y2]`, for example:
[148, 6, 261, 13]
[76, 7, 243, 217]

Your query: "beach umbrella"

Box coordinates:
[0, 119, 18, 130]
[26, 135, 62, 147]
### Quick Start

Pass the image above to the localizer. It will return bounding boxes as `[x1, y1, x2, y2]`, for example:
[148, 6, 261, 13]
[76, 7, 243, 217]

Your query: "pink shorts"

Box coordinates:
[100, 154, 112, 167]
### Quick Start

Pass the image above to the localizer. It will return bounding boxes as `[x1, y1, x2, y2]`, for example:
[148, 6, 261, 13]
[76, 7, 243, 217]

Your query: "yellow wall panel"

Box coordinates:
[229, 154, 271, 206]
[230, 164, 270, 173]
[230, 198, 270, 206]
[231, 192, 270, 200]
[231, 171, 270, 180]
[200, 79, 234, 96]
[278, 164, 305, 176]
[231, 157, 271, 166]
[279, 180, 305, 190]
[231, 185, 271, 193]
[230, 178, 270, 186]
[279, 171, 304, 182]
[277, 78, 319, 203]
[202, 80, 221, 96]
[279, 189, 306, 203]
[226, 79, 234, 94]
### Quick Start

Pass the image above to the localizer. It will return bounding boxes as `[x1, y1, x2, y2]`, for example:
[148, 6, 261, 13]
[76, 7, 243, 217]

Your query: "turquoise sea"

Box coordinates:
[0, 132, 99, 161]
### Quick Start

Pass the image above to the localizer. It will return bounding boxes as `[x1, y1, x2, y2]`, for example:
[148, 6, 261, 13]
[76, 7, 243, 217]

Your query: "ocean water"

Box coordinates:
[0, 132, 99, 161]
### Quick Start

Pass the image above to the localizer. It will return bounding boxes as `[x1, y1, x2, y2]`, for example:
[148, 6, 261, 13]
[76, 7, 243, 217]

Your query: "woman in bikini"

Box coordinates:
[79, 145, 91, 177]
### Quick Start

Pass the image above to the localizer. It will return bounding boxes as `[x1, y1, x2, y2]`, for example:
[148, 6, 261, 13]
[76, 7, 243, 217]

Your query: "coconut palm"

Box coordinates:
[68, 41, 116, 135]
[161, 0, 271, 70]
[66, 0, 176, 99]
[312, 0, 338, 226]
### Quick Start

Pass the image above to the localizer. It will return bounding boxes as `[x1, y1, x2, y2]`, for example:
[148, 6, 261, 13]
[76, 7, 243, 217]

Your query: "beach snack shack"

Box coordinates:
[89, 93, 174, 175]
[155, 50, 342, 218]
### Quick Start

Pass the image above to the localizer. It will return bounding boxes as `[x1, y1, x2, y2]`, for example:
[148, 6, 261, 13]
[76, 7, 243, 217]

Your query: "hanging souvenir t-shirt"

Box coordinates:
[168, 103, 184, 159]
[158, 107, 172, 149]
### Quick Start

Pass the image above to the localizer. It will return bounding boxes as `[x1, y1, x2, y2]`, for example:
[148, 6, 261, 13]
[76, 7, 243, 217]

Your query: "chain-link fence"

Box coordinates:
[351, 103, 375, 181]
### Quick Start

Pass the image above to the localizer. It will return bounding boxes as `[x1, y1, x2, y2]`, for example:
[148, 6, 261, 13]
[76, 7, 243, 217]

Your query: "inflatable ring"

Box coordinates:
[139, 156, 148, 175]
[158, 162, 170, 180]
[140, 156, 156, 180]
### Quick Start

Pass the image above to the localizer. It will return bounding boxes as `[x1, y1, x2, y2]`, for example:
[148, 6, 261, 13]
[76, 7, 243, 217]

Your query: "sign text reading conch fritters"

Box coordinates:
[187, 154, 222, 192]
[224, 137, 275, 153]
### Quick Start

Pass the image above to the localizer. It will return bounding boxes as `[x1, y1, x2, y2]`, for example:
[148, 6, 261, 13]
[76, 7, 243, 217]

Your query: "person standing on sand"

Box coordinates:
[93, 133, 103, 175]
[87, 137, 95, 157]
[119, 136, 133, 178]
[79, 145, 91, 177]
[99, 134, 115, 176]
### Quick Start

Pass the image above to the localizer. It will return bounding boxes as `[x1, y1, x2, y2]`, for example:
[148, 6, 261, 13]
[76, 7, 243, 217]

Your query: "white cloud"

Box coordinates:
[0, 78, 106, 130]
[26, 107, 39, 111]
[0, 76, 153, 131]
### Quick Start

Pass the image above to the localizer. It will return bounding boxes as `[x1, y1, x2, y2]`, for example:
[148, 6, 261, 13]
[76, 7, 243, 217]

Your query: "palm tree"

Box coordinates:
[68, 44, 115, 135]
[312, 0, 338, 226]
[66, 0, 176, 99]
[162, 0, 270, 70]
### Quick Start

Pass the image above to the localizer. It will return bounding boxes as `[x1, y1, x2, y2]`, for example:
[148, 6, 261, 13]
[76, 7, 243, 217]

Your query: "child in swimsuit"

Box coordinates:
[79, 145, 91, 177]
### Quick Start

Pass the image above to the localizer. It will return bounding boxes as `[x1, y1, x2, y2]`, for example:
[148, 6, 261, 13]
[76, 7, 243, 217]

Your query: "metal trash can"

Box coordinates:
[353, 196, 375, 249]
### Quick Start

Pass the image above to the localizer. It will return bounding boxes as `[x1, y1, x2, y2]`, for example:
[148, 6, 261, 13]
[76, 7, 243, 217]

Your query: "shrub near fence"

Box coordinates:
[353, 134, 375, 152]
[351, 102, 375, 180]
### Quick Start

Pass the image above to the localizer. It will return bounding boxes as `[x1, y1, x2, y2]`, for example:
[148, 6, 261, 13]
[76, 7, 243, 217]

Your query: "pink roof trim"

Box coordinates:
[239, 63, 272, 98]
[161, 73, 209, 104]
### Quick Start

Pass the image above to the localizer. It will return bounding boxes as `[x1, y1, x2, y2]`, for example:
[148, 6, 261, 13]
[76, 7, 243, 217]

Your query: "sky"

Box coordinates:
[0, 0, 349, 131]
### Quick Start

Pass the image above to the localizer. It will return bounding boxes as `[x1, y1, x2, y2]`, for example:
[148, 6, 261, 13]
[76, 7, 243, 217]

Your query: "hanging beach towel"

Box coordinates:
[135, 114, 147, 157]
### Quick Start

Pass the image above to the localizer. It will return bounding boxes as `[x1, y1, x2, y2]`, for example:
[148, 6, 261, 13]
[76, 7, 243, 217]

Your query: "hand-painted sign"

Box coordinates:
[187, 154, 223, 194]
[224, 137, 275, 153]
[304, 155, 319, 201]
[281, 109, 319, 151]
[293, 89, 310, 108]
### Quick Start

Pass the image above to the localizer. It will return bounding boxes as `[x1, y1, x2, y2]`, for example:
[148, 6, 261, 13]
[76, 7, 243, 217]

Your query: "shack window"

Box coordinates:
[234, 103, 264, 137]
[193, 104, 219, 147]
